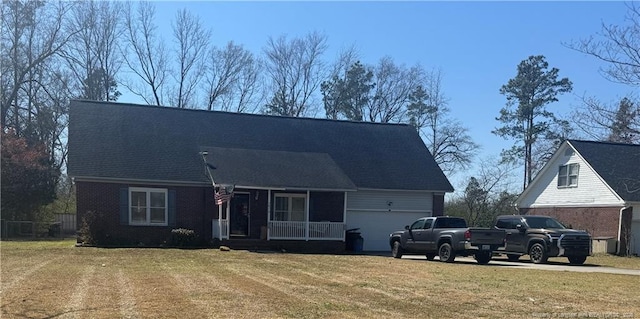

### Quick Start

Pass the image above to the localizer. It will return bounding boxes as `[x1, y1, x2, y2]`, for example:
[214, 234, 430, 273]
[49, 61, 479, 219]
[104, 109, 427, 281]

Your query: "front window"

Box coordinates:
[557, 163, 579, 188]
[272, 194, 306, 221]
[130, 187, 168, 226]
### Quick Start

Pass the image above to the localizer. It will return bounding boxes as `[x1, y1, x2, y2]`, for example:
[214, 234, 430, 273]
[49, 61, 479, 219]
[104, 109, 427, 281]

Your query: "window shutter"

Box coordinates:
[168, 190, 176, 227]
[120, 188, 129, 225]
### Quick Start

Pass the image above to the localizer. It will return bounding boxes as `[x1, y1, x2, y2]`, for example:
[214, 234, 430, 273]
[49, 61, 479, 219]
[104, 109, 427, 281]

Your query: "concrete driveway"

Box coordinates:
[400, 255, 640, 276]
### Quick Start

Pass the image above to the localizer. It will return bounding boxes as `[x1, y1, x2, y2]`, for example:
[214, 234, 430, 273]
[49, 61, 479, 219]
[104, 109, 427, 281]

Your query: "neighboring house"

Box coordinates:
[68, 100, 453, 251]
[516, 140, 640, 256]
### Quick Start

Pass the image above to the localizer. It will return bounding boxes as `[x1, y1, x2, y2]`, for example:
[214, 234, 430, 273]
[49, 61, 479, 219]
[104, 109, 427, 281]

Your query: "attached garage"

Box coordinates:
[345, 190, 434, 251]
[347, 211, 429, 251]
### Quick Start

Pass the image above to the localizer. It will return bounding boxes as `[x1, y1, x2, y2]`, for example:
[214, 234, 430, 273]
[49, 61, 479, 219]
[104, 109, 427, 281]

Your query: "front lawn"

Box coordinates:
[1, 240, 639, 318]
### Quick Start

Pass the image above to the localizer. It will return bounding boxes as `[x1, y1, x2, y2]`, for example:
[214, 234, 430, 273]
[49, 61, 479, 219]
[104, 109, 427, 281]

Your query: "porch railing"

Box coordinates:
[269, 221, 345, 241]
[212, 219, 229, 239]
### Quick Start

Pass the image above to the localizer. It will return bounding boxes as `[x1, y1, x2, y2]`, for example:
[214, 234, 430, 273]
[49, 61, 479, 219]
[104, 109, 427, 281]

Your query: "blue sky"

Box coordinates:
[126, 1, 635, 192]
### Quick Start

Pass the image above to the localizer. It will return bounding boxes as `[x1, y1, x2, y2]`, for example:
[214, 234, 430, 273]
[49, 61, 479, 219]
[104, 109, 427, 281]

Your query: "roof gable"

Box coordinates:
[68, 100, 453, 192]
[517, 141, 623, 208]
[568, 140, 640, 202]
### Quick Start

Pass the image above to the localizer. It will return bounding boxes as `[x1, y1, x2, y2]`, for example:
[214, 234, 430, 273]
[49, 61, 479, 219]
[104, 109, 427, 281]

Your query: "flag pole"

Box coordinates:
[199, 151, 216, 189]
[199, 151, 224, 239]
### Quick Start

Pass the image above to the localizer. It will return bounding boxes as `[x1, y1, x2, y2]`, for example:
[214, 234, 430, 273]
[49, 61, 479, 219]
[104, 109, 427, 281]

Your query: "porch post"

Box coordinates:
[305, 190, 310, 241]
[267, 189, 271, 241]
[217, 205, 222, 239]
[343, 192, 347, 242]
[226, 203, 230, 238]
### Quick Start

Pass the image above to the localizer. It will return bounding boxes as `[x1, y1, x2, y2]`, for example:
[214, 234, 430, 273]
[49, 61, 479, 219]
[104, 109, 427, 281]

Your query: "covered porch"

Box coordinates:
[211, 189, 349, 242]
[202, 146, 357, 245]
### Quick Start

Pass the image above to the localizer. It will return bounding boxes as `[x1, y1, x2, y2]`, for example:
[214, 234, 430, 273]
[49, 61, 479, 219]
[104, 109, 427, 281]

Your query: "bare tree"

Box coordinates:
[121, 1, 169, 106]
[1, 1, 76, 131]
[63, 0, 122, 101]
[567, 3, 640, 86]
[227, 53, 263, 113]
[170, 8, 210, 109]
[328, 45, 360, 81]
[573, 95, 640, 143]
[366, 57, 422, 123]
[93, 1, 123, 102]
[263, 31, 328, 117]
[407, 69, 478, 173]
[204, 41, 263, 113]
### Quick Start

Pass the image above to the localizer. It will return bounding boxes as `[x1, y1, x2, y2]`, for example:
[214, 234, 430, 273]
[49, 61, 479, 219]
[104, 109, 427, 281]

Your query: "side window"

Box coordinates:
[496, 219, 509, 229]
[423, 219, 433, 229]
[410, 219, 425, 230]
[510, 218, 522, 229]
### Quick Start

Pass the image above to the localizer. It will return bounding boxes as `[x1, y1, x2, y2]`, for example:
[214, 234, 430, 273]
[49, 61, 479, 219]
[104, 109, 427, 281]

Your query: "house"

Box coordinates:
[68, 100, 453, 251]
[516, 140, 640, 256]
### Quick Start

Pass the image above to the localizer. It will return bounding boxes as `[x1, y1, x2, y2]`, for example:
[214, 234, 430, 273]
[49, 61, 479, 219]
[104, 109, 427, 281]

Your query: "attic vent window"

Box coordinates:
[557, 163, 579, 188]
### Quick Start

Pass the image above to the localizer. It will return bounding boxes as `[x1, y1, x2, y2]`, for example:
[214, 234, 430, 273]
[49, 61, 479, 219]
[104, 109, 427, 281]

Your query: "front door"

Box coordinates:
[230, 193, 250, 236]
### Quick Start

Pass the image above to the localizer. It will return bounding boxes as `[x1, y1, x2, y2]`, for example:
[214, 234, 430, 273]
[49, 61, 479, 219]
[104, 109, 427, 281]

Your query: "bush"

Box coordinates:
[168, 228, 199, 247]
[78, 211, 108, 245]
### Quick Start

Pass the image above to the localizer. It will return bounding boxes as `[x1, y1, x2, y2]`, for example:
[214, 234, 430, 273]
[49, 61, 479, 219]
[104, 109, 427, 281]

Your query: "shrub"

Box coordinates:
[168, 228, 199, 247]
[78, 211, 108, 245]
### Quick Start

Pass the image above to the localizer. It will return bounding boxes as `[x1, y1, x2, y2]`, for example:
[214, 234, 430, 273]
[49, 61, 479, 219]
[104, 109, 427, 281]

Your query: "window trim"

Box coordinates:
[129, 187, 168, 226]
[272, 193, 307, 222]
[557, 163, 579, 188]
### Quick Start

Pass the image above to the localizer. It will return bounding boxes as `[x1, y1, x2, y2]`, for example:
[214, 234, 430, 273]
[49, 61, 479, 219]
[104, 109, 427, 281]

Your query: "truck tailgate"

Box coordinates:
[468, 228, 505, 246]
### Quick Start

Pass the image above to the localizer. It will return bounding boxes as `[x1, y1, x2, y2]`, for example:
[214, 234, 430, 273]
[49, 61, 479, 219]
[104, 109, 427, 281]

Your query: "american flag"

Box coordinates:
[214, 187, 232, 205]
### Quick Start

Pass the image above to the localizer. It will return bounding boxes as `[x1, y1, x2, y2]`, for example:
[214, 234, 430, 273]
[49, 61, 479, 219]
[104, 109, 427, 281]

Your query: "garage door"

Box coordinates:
[346, 211, 428, 251]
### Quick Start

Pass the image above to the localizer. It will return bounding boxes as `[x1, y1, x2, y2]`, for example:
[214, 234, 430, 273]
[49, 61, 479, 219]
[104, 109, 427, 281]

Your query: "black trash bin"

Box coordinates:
[345, 228, 363, 252]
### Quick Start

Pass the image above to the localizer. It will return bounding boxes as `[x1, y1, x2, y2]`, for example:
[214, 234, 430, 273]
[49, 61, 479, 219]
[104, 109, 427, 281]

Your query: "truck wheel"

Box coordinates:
[475, 251, 492, 265]
[568, 256, 587, 265]
[438, 243, 456, 263]
[391, 241, 403, 259]
[507, 254, 520, 262]
[529, 243, 548, 264]
[425, 253, 436, 261]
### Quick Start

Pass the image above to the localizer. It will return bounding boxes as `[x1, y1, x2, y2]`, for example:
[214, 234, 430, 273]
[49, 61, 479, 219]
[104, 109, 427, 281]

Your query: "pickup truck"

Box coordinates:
[493, 215, 592, 264]
[389, 216, 506, 264]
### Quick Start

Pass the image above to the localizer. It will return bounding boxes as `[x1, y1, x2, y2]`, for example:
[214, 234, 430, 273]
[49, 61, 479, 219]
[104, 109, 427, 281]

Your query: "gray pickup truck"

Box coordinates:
[493, 215, 592, 264]
[389, 216, 505, 264]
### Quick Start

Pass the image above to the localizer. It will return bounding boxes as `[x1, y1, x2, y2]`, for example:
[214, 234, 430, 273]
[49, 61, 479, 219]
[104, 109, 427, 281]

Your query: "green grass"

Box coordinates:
[1, 240, 639, 319]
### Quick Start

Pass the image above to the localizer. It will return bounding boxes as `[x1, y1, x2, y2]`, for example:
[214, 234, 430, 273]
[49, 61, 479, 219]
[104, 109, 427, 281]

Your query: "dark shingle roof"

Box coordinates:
[569, 140, 640, 202]
[201, 147, 356, 190]
[68, 100, 453, 192]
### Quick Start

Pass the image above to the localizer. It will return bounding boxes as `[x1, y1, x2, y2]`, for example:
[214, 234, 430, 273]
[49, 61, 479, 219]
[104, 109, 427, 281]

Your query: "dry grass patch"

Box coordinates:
[1, 240, 639, 318]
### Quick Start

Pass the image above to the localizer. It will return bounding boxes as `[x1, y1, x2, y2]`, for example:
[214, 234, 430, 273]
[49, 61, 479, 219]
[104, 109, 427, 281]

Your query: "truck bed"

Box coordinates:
[468, 228, 506, 247]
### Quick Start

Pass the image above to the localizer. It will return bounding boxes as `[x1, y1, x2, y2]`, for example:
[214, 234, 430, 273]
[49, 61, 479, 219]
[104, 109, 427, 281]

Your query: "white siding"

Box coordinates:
[345, 190, 433, 251]
[519, 145, 623, 208]
[347, 190, 433, 212]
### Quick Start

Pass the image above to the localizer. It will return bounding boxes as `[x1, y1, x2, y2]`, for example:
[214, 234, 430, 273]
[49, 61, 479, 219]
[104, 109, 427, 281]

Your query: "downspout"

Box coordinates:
[617, 205, 631, 255]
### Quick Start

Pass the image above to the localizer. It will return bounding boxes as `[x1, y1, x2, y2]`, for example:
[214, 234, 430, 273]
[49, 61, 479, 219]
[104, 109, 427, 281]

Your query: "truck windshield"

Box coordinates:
[524, 216, 566, 229]
[434, 218, 467, 228]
